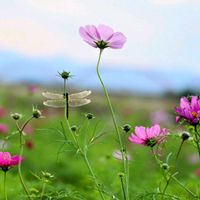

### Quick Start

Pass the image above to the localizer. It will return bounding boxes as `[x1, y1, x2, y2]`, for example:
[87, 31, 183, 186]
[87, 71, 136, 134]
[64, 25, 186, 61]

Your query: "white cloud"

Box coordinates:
[0, 0, 199, 71]
[150, 0, 194, 5]
[0, 0, 155, 65]
[0, 18, 66, 56]
[26, 0, 86, 16]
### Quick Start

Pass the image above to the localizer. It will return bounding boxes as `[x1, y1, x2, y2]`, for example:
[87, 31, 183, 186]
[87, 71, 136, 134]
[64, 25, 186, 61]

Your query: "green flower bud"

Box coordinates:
[85, 113, 94, 120]
[122, 124, 132, 132]
[71, 125, 77, 132]
[181, 132, 190, 141]
[59, 71, 71, 80]
[32, 108, 42, 119]
[118, 172, 125, 178]
[41, 171, 54, 180]
[11, 113, 22, 120]
[161, 163, 169, 170]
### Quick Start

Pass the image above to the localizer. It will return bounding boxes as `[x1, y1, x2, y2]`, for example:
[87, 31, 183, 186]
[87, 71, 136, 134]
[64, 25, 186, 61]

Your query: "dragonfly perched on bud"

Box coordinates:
[42, 90, 91, 118]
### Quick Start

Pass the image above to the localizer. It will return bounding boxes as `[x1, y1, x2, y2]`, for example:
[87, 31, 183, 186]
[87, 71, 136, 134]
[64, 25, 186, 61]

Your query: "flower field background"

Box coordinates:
[0, 0, 199, 198]
[0, 84, 199, 200]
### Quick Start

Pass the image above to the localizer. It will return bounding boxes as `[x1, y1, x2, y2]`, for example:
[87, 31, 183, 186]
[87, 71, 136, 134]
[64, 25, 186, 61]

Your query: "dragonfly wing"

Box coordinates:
[68, 98, 91, 107]
[43, 100, 65, 108]
[42, 92, 64, 99]
[69, 90, 91, 99]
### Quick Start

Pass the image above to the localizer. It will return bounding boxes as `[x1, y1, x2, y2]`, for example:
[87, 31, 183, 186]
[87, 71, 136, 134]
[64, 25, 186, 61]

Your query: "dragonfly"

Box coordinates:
[42, 90, 91, 118]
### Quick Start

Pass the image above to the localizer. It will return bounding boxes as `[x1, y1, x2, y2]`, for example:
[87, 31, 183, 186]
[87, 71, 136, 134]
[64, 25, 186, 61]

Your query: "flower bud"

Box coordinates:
[30, 188, 39, 194]
[59, 71, 71, 80]
[41, 171, 54, 180]
[122, 124, 131, 132]
[118, 172, 125, 178]
[71, 125, 77, 132]
[32, 108, 42, 119]
[161, 163, 169, 170]
[181, 132, 190, 141]
[11, 113, 22, 120]
[85, 113, 94, 120]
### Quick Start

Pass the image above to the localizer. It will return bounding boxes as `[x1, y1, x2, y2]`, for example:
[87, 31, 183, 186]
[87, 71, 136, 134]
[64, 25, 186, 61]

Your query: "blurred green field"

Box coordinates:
[0, 85, 199, 200]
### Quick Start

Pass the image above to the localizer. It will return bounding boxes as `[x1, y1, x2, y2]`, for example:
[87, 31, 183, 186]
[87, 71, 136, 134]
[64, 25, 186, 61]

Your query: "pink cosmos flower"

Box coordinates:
[0, 124, 9, 134]
[79, 24, 126, 49]
[0, 152, 23, 172]
[175, 96, 200, 125]
[129, 124, 169, 147]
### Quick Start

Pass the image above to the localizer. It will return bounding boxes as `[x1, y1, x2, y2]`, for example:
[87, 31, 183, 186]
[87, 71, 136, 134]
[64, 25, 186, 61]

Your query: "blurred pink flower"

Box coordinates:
[0, 107, 7, 118]
[129, 124, 169, 147]
[27, 85, 38, 94]
[175, 96, 200, 125]
[0, 124, 9, 134]
[24, 124, 34, 135]
[195, 169, 200, 177]
[187, 153, 199, 165]
[79, 24, 126, 49]
[151, 110, 172, 125]
[0, 152, 23, 171]
[112, 150, 131, 160]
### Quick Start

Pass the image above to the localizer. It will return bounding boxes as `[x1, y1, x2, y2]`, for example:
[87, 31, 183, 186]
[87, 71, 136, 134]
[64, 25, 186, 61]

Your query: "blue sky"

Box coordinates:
[0, 0, 199, 94]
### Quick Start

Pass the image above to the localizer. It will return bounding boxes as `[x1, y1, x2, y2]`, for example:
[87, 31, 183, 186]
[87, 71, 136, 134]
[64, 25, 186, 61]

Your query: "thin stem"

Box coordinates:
[63, 79, 105, 200]
[65, 118, 105, 200]
[119, 175, 126, 200]
[151, 148, 196, 198]
[161, 175, 171, 200]
[4, 172, 8, 200]
[125, 154, 129, 200]
[18, 132, 32, 200]
[96, 49, 129, 200]
[83, 154, 106, 200]
[16, 117, 34, 200]
[175, 140, 184, 162]
[194, 125, 200, 159]
[40, 182, 46, 200]
[171, 176, 196, 198]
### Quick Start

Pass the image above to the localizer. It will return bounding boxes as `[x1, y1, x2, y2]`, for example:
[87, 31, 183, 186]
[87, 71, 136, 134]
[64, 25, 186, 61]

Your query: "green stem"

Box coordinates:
[119, 175, 126, 200]
[194, 125, 200, 159]
[16, 117, 34, 200]
[175, 140, 184, 162]
[161, 175, 171, 200]
[96, 49, 128, 200]
[83, 154, 106, 200]
[40, 182, 46, 200]
[18, 133, 32, 200]
[4, 172, 8, 200]
[125, 153, 129, 200]
[171, 176, 196, 197]
[151, 148, 196, 198]
[63, 79, 105, 200]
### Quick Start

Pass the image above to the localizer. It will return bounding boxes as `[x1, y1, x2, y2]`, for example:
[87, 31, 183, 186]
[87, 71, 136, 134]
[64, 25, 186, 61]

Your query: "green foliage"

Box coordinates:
[0, 86, 199, 199]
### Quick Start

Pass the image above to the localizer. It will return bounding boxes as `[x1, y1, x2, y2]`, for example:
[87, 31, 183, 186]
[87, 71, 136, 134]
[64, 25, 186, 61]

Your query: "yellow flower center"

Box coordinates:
[192, 111, 198, 117]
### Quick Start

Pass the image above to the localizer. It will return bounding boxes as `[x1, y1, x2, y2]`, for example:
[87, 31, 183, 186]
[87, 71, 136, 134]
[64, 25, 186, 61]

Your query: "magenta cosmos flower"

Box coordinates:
[175, 96, 200, 125]
[0, 152, 23, 172]
[129, 124, 169, 147]
[79, 24, 126, 49]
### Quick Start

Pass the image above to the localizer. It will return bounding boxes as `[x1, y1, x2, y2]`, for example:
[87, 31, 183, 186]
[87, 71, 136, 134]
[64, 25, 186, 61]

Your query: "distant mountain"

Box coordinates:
[0, 50, 199, 95]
